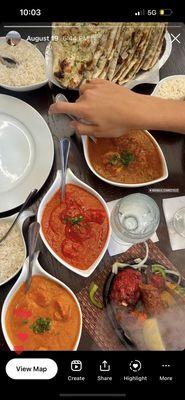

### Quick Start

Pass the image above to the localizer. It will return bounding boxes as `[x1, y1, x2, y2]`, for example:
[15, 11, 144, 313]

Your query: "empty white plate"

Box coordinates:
[0, 94, 54, 213]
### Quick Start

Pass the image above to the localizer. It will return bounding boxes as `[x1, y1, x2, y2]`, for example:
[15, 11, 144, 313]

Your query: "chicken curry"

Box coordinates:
[41, 184, 109, 270]
[88, 130, 164, 184]
[6, 275, 81, 351]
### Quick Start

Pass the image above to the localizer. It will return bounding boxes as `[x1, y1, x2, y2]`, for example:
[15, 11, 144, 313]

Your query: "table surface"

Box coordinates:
[0, 23, 185, 351]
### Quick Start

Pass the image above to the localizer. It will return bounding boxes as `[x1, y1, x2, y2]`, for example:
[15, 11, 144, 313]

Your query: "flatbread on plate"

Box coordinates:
[141, 24, 166, 70]
[119, 27, 152, 84]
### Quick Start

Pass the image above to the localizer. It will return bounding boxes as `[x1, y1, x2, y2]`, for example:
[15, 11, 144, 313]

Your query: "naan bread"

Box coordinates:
[119, 27, 152, 84]
[99, 25, 123, 79]
[141, 24, 166, 70]
[51, 22, 167, 89]
[113, 28, 144, 83]
[143, 28, 166, 70]
[52, 23, 106, 88]
[100, 26, 123, 80]
[82, 28, 110, 82]
[112, 25, 136, 81]
[92, 25, 119, 78]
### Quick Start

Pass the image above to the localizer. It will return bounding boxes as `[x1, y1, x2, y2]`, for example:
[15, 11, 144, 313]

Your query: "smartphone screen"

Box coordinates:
[0, 3, 184, 399]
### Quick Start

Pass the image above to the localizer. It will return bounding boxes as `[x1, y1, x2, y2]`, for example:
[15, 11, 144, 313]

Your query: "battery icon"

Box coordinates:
[160, 9, 173, 16]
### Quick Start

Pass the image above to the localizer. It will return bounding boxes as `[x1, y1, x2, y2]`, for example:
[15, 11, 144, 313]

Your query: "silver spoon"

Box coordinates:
[0, 189, 38, 245]
[0, 31, 21, 68]
[0, 56, 17, 68]
[55, 93, 97, 143]
[59, 137, 70, 200]
[25, 222, 40, 293]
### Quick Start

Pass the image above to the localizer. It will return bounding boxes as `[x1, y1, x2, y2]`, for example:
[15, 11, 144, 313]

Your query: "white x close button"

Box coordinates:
[6, 358, 58, 380]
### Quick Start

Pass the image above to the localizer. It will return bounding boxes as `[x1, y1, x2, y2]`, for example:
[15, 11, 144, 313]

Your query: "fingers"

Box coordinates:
[86, 78, 105, 84]
[79, 83, 94, 95]
[49, 101, 83, 117]
[79, 78, 105, 94]
[70, 121, 97, 136]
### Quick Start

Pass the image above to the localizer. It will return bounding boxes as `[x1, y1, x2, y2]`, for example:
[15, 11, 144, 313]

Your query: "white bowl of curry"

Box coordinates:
[38, 168, 111, 278]
[82, 130, 168, 187]
[2, 252, 82, 351]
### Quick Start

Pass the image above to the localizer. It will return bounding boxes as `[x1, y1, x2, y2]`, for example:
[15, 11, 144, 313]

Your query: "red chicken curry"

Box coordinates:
[41, 184, 109, 270]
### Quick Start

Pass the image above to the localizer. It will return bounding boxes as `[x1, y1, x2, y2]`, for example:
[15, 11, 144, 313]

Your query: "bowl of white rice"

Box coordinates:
[152, 75, 185, 100]
[0, 38, 48, 91]
[0, 210, 34, 286]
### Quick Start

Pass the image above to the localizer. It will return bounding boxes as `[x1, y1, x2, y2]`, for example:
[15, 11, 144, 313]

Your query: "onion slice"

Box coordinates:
[112, 242, 149, 274]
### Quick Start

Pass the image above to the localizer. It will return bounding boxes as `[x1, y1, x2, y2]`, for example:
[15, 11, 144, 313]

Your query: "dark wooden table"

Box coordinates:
[0, 23, 185, 351]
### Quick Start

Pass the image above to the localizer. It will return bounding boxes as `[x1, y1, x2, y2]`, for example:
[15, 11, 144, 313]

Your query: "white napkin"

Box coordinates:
[107, 198, 159, 257]
[163, 196, 185, 251]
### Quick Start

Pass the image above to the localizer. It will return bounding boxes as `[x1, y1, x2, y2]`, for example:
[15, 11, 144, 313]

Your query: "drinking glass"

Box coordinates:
[173, 207, 185, 237]
[111, 193, 160, 244]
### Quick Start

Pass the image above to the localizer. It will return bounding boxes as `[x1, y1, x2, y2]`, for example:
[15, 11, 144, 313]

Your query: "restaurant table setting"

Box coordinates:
[0, 22, 185, 352]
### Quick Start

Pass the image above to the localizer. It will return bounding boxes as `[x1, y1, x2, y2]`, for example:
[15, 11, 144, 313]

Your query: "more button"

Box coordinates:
[6, 358, 58, 380]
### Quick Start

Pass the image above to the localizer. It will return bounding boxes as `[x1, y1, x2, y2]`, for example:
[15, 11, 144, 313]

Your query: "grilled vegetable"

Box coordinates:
[152, 265, 166, 278]
[89, 282, 103, 310]
[143, 318, 165, 351]
[172, 284, 185, 301]
[161, 291, 176, 308]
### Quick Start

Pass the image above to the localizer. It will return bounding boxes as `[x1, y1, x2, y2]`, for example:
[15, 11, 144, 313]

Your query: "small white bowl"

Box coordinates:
[1, 252, 82, 351]
[0, 38, 48, 92]
[0, 79, 48, 92]
[152, 74, 185, 99]
[82, 130, 168, 188]
[0, 210, 34, 286]
[37, 168, 111, 278]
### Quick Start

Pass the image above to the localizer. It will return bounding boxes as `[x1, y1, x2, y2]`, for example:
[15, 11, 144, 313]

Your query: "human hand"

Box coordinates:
[49, 78, 185, 137]
[49, 79, 148, 138]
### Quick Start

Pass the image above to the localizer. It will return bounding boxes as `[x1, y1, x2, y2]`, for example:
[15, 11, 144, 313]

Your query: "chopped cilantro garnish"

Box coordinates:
[71, 216, 84, 225]
[63, 215, 84, 225]
[109, 154, 120, 165]
[30, 317, 51, 334]
[120, 151, 135, 166]
[109, 151, 135, 167]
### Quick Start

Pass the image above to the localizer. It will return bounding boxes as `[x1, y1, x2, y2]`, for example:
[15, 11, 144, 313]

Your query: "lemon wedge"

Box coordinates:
[143, 318, 165, 351]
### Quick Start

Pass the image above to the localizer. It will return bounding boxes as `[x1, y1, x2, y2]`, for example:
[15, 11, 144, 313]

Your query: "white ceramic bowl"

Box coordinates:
[152, 74, 185, 99]
[0, 210, 34, 286]
[0, 38, 48, 92]
[1, 252, 82, 351]
[82, 130, 168, 188]
[38, 168, 111, 277]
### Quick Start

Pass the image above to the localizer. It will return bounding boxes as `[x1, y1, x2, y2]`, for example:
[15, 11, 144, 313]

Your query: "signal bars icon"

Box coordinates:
[135, 9, 145, 16]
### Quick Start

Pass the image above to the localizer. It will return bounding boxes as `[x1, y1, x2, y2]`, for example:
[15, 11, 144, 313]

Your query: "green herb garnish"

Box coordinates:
[71, 216, 84, 225]
[109, 154, 120, 165]
[109, 151, 135, 167]
[63, 215, 84, 225]
[22, 320, 28, 325]
[120, 151, 135, 166]
[30, 317, 51, 334]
